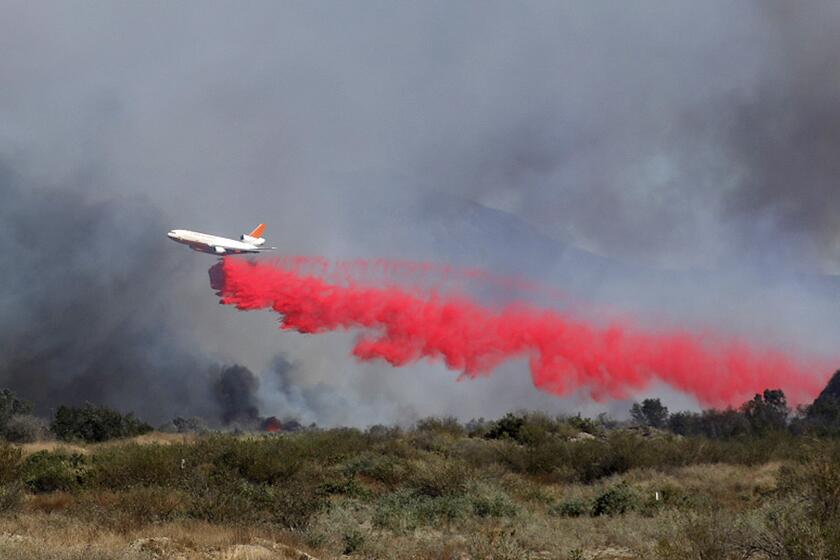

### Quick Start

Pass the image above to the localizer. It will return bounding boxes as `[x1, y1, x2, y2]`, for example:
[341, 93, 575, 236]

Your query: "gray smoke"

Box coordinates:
[1, 2, 839, 426]
[717, 2, 840, 268]
[0, 163, 215, 423]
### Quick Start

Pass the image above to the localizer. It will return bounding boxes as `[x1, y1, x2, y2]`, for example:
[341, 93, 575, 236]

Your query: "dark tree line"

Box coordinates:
[631, 370, 840, 438]
[0, 388, 151, 443]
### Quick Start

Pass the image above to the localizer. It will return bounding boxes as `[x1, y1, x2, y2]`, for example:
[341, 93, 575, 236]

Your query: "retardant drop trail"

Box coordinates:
[209, 257, 831, 407]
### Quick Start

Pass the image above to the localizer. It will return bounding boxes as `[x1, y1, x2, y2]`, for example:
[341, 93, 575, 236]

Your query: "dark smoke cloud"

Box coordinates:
[212, 364, 260, 426]
[717, 2, 840, 267]
[0, 163, 216, 423]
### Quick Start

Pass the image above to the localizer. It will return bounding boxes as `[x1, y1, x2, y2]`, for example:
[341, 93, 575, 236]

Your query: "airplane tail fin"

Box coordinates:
[248, 223, 266, 238]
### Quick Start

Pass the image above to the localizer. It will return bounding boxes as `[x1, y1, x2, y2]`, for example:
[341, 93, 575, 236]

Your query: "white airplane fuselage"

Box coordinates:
[167, 226, 273, 255]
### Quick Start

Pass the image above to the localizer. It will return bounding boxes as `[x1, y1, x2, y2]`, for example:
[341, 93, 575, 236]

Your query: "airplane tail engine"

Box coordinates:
[240, 234, 266, 246]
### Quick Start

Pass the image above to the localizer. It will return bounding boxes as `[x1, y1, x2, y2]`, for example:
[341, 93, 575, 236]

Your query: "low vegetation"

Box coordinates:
[0, 373, 836, 558]
[0, 418, 833, 557]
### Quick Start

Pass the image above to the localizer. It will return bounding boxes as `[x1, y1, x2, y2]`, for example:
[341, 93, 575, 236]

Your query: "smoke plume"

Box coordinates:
[212, 364, 261, 426]
[0, 164, 221, 423]
[212, 258, 832, 407]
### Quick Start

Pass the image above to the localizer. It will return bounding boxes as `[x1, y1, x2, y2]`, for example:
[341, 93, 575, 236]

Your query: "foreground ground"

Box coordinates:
[0, 419, 837, 559]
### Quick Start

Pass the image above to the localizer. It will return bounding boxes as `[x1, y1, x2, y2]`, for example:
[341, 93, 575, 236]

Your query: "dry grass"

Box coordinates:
[0, 514, 318, 559]
[2, 429, 834, 559]
[0, 459, 817, 559]
[18, 441, 88, 457]
[617, 461, 781, 511]
[18, 431, 198, 457]
[103, 431, 199, 447]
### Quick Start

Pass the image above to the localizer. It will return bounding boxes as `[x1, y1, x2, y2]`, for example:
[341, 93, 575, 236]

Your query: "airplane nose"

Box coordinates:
[167, 231, 176, 239]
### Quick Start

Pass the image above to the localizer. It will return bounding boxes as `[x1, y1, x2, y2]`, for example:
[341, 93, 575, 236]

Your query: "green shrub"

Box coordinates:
[566, 549, 585, 560]
[415, 416, 465, 437]
[342, 529, 366, 555]
[592, 482, 638, 516]
[263, 479, 329, 529]
[551, 499, 588, 518]
[184, 461, 328, 529]
[92, 443, 185, 488]
[215, 438, 304, 484]
[407, 458, 471, 497]
[51, 404, 152, 443]
[496, 430, 647, 482]
[652, 483, 700, 511]
[655, 511, 745, 560]
[757, 498, 833, 560]
[454, 438, 501, 471]
[371, 482, 517, 531]
[775, 445, 840, 555]
[497, 438, 568, 478]
[777, 445, 840, 521]
[319, 472, 365, 498]
[373, 489, 472, 530]
[467, 482, 518, 518]
[343, 451, 413, 487]
[185, 474, 256, 523]
[21, 451, 90, 493]
[566, 414, 602, 436]
[485, 412, 573, 446]
[574, 436, 636, 483]
[298, 428, 370, 463]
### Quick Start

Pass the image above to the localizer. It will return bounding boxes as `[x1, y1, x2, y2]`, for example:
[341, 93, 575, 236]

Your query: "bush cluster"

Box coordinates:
[22, 451, 90, 493]
[551, 483, 642, 518]
[51, 404, 153, 443]
[0, 388, 158, 444]
[483, 412, 593, 446]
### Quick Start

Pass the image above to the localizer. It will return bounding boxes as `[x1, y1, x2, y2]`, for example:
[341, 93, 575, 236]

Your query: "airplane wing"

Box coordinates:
[228, 246, 277, 254]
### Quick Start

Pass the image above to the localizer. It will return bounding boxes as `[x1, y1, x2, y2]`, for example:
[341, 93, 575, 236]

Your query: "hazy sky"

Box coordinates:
[1, 2, 838, 425]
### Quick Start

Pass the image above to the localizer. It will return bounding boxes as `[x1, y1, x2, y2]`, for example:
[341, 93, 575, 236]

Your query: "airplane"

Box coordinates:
[166, 223, 277, 255]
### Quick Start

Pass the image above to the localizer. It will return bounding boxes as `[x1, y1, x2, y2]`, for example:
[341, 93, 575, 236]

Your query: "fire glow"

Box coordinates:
[210, 257, 831, 407]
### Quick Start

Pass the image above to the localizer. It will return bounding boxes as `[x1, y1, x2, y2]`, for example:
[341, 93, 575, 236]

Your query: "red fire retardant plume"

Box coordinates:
[211, 258, 830, 407]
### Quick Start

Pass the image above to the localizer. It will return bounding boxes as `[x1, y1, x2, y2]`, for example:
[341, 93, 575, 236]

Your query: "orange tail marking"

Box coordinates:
[249, 223, 266, 238]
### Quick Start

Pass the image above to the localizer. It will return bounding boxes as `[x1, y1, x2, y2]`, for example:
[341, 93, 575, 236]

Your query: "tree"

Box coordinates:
[696, 408, 750, 438]
[667, 411, 701, 436]
[485, 413, 525, 441]
[741, 389, 789, 434]
[0, 389, 31, 429]
[630, 398, 669, 429]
